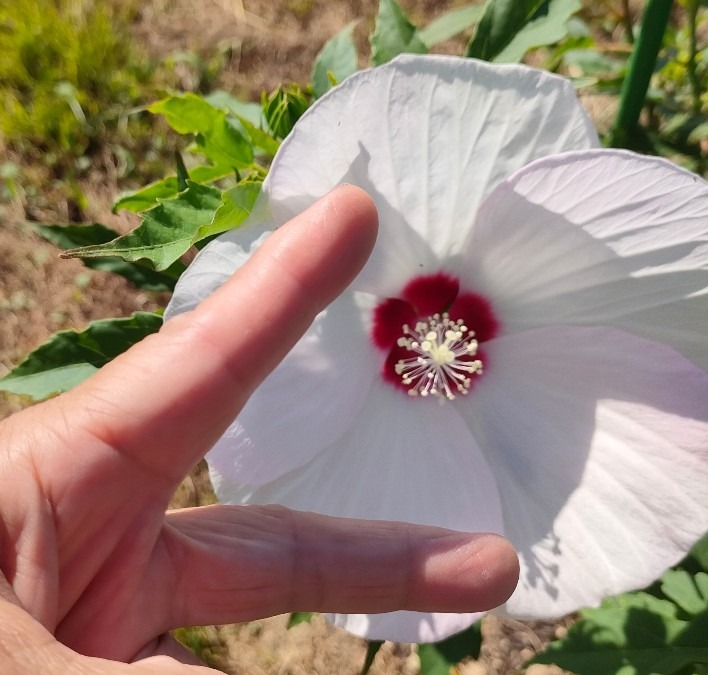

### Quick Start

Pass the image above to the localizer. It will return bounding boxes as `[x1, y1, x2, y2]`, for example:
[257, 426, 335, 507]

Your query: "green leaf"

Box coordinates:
[466, 0, 580, 63]
[312, 21, 359, 97]
[62, 182, 223, 271]
[261, 84, 311, 139]
[661, 569, 708, 617]
[531, 592, 708, 674]
[0, 312, 163, 400]
[196, 181, 261, 240]
[688, 533, 708, 571]
[113, 165, 234, 214]
[205, 90, 266, 128]
[36, 223, 180, 292]
[496, 0, 582, 62]
[238, 116, 281, 156]
[149, 94, 254, 168]
[370, 0, 428, 66]
[419, 620, 482, 674]
[688, 120, 708, 144]
[562, 47, 626, 76]
[287, 612, 314, 628]
[418, 4, 483, 48]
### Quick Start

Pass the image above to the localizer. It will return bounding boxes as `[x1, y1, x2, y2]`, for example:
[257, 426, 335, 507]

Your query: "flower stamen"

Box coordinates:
[395, 313, 483, 402]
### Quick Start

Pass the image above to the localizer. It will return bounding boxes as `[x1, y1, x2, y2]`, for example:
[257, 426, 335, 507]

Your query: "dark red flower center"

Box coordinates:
[371, 272, 499, 401]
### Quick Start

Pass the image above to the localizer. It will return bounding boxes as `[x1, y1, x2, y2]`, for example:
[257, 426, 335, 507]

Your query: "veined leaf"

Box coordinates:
[531, 591, 708, 674]
[418, 4, 483, 48]
[312, 21, 359, 97]
[0, 312, 163, 401]
[371, 0, 427, 66]
[149, 94, 254, 168]
[661, 569, 708, 617]
[466, 0, 580, 63]
[62, 182, 222, 271]
[197, 181, 261, 240]
[113, 165, 234, 213]
[36, 223, 180, 291]
[419, 620, 482, 674]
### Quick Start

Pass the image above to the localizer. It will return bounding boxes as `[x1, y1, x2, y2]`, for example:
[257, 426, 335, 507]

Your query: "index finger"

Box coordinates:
[47, 185, 378, 491]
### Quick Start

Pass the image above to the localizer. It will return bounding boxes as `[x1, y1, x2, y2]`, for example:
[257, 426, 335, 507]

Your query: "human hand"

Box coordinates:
[0, 185, 519, 673]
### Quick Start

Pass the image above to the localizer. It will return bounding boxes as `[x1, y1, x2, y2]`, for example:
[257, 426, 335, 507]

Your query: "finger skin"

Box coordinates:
[56, 504, 519, 658]
[0, 185, 377, 635]
[160, 505, 519, 626]
[62, 183, 380, 488]
[0, 185, 521, 668]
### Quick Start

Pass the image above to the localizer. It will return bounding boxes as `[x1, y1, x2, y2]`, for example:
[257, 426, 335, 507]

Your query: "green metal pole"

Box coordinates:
[610, 0, 673, 148]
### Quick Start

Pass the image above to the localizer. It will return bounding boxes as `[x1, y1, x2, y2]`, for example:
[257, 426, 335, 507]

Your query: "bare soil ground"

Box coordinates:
[0, 1, 587, 672]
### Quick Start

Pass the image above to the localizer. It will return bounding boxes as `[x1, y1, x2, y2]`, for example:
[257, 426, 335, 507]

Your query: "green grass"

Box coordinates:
[0, 0, 152, 170]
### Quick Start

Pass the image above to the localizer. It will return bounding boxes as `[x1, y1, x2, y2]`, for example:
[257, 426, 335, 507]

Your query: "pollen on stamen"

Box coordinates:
[394, 312, 483, 402]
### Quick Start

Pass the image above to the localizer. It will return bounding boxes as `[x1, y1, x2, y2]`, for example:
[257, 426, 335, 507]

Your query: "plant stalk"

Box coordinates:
[610, 0, 673, 147]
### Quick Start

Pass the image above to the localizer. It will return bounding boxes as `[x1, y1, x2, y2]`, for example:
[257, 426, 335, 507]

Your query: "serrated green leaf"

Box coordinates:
[287, 612, 314, 628]
[149, 94, 254, 168]
[62, 182, 222, 271]
[0, 313, 163, 400]
[419, 620, 482, 674]
[371, 0, 428, 66]
[197, 182, 261, 240]
[418, 4, 483, 48]
[661, 570, 708, 617]
[312, 21, 359, 97]
[113, 165, 234, 213]
[531, 592, 708, 674]
[466, 0, 580, 63]
[35, 223, 180, 292]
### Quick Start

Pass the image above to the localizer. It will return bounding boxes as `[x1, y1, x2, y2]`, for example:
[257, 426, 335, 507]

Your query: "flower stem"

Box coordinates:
[610, 0, 672, 148]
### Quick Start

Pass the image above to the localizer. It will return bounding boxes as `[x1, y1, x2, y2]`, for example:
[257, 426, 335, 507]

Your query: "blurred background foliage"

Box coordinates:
[0, 0, 705, 221]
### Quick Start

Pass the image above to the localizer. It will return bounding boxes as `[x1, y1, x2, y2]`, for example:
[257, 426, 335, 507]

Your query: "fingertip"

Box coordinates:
[470, 533, 520, 610]
[327, 183, 379, 252]
[421, 532, 519, 613]
[291, 183, 379, 294]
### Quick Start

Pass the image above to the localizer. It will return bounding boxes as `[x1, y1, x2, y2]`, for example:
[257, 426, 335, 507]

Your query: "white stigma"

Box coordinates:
[395, 312, 483, 402]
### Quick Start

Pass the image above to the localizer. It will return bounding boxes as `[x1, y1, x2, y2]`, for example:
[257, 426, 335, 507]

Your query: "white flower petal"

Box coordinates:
[265, 54, 598, 295]
[207, 292, 378, 485]
[460, 325, 708, 618]
[211, 380, 504, 642]
[328, 610, 481, 644]
[464, 150, 708, 367]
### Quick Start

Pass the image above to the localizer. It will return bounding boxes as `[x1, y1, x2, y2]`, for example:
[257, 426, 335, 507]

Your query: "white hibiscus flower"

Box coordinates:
[166, 54, 708, 643]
